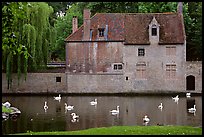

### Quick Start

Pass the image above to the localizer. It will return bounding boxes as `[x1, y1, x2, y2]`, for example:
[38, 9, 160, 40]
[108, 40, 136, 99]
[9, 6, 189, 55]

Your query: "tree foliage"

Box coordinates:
[51, 3, 83, 61]
[2, 2, 54, 89]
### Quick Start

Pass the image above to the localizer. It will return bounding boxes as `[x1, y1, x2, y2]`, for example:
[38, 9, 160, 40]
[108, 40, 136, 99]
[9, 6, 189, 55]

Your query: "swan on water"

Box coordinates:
[188, 105, 196, 112]
[143, 115, 150, 123]
[54, 94, 61, 101]
[44, 101, 48, 112]
[110, 106, 119, 115]
[186, 92, 191, 98]
[2, 101, 11, 108]
[71, 112, 79, 119]
[158, 103, 163, 111]
[71, 118, 79, 122]
[90, 99, 97, 105]
[65, 103, 74, 111]
[172, 95, 179, 103]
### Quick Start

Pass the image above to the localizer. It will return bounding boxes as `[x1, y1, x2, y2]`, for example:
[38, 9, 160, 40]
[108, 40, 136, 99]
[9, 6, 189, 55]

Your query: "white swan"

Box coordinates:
[90, 99, 97, 105]
[158, 103, 163, 111]
[188, 105, 196, 112]
[54, 94, 61, 101]
[71, 118, 79, 123]
[110, 106, 119, 115]
[71, 112, 79, 119]
[44, 101, 48, 112]
[2, 101, 11, 108]
[65, 103, 74, 111]
[143, 115, 150, 123]
[172, 95, 179, 103]
[186, 93, 191, 98]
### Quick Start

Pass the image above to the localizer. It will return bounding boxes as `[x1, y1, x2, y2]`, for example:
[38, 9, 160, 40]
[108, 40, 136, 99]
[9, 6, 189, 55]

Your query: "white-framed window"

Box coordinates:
[166, 64, 176, 79]
[136, 62, 147, 79]
[112, 63, 123, 70]
[138, 48, 145, 56]
[166, 46, 176, 56]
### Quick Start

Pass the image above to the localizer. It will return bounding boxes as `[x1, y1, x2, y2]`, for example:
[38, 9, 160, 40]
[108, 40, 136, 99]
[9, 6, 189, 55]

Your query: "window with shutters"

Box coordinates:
[166, 46, 176, 56]
[136, 62, 147, 79]
[166, 64, 176, 79]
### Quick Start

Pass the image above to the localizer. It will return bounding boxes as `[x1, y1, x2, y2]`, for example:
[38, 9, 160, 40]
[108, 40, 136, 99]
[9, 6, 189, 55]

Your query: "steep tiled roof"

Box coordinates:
[65, 12, 185, 44]
[125, 13, 185, 44]
[65, 13, 125, 41]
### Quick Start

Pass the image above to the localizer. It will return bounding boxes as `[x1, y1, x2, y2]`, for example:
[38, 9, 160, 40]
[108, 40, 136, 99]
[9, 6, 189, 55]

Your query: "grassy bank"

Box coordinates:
[13, 125, 202, 135]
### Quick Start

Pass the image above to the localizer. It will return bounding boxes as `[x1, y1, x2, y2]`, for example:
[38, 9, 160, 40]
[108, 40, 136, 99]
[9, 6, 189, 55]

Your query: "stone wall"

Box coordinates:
[66, 73, 124, 93]
[185, 61, 202, 92]
[2, 73, 67, 94]
[1, 61, 202, 94]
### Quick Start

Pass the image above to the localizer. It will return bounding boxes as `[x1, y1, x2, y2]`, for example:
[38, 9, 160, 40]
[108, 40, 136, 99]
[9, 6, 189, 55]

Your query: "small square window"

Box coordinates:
[138, 49, 145, 56]
[113, 63, 123, 70]
[56, 77, 61, 82]
[114, 64, 118, 70]
[118, 64, 123, 70]
[152, 28, 157, 36]
[126, 77, 128, 80]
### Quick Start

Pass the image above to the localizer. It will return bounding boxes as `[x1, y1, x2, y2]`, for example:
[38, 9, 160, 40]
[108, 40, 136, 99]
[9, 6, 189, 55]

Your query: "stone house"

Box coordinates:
[64, 2, 202, 93]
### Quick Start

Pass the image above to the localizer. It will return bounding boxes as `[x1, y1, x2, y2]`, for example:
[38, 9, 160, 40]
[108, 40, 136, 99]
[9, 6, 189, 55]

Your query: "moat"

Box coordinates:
[2, 94, 202, 135]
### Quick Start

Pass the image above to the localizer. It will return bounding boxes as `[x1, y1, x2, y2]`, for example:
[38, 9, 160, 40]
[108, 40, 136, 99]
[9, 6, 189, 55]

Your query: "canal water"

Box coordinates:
[2, 94, 202, 134]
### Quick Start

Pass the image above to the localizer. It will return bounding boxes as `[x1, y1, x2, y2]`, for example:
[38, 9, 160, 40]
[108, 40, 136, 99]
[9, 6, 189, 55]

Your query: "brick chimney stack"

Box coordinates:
[177, 2, 183, 14]
[83, 9, 91, 40]
[72, 16, 78, 33]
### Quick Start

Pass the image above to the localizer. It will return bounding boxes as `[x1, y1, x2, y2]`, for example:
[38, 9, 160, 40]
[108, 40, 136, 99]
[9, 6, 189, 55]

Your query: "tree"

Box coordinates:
[51, 3, 83, 61]
[2, 2, 30, 89]
[47, 2, 74, 26]
[185, 2, 202, 61]
[2, 2, 55, 89]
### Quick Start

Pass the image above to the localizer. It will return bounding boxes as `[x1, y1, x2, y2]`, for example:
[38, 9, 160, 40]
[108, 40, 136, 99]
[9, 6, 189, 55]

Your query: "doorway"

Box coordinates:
[186, 75, 195, 90]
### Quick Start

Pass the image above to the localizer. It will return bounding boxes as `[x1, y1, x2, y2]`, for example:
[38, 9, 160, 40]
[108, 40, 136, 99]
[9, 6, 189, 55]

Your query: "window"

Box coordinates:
[166, 47, 176, 56]
[152, 27, 157, 36]
[136, 62, 147, 79]
[98, 28, 105, 37]
[138, 48, 145, 56]
[166, 64, 176, 79]
[126, 77, 129, 80]
[113, 63, 123, 70]
[56, 77, 61, 82]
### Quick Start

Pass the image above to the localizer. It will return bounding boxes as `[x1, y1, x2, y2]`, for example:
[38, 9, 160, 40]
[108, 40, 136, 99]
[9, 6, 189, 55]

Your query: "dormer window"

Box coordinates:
[98, 28, 105, 37]
[149, 16, 160, 44]
[152, 25, 157, 36]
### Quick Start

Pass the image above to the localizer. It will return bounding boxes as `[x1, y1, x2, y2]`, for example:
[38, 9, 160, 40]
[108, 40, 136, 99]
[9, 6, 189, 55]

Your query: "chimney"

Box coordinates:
[177, 2, 183, 14]
[83, 9, 91, 40]
[72, 16, 78, 33]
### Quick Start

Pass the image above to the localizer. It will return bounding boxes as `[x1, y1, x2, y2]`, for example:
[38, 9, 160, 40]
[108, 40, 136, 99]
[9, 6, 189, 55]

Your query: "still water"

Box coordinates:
[2, 94, 202, 134]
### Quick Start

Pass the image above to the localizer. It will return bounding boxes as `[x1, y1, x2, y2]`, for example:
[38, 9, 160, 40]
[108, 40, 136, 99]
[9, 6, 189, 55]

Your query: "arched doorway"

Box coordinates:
[186, 75, 195, 90]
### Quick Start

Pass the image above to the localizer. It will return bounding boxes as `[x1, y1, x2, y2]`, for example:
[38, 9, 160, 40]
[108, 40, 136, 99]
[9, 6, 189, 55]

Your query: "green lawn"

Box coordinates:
[13, 125, 202, 135]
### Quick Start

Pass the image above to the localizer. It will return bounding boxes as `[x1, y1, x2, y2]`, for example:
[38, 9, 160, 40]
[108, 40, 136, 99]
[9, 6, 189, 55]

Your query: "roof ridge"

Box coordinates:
[93, 12, 176, 15]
